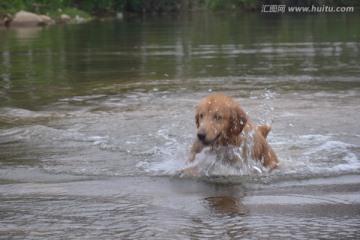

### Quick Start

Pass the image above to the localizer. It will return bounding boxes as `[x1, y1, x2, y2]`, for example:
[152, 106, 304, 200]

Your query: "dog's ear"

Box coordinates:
[195, 112, 200, 128]
[229, 105, 248, 136]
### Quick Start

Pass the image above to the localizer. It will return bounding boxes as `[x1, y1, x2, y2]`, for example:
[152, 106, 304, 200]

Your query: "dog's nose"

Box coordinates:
[197, 132, 207, 141]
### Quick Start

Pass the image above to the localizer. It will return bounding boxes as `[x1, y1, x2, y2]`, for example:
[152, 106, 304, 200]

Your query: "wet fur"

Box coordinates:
[186, 94, 279, 173]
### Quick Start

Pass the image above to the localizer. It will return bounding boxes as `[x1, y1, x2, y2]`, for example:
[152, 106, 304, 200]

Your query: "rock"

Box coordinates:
[0, 13, 13, 27]
[10, 11, 50, 27]
[57, 14, 71, 24]
[39, 15, 54, 25]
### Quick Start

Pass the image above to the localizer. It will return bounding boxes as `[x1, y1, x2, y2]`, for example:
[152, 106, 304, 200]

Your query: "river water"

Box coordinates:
[1, 12, 360, 239]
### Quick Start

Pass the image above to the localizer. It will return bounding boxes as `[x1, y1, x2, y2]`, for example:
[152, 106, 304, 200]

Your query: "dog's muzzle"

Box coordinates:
[197, 131, 221, 145]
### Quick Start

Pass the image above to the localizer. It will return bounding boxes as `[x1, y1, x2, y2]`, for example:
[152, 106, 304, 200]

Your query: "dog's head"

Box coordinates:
[195, 94, 248, 146]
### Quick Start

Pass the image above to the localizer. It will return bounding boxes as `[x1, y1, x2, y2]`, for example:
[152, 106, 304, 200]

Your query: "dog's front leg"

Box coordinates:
[182, 139, 204, 177]
[187, 139, 204, 163]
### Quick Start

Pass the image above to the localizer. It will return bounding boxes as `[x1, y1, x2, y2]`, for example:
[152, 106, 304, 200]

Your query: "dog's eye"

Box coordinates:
[199, 114, 203, 119]
[214, 114, 222, 121]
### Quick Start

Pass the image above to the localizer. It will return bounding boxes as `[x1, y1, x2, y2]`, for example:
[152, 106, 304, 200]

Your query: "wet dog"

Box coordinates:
[185, 94, 279, 175]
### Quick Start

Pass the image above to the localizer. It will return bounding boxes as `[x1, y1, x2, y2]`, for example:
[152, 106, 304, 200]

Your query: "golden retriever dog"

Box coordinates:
[185, 94, 279, 174]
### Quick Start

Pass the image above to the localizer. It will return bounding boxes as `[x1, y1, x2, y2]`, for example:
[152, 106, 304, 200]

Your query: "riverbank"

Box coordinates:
[1, 0, 359, 19]
[0, 10, 91, 28]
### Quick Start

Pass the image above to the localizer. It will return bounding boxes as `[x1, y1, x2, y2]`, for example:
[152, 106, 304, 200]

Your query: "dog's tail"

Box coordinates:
[257, 123, 272, 139]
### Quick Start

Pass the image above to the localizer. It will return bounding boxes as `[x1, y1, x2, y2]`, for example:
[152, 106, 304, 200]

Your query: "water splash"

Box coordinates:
[188, 145, 268, 177]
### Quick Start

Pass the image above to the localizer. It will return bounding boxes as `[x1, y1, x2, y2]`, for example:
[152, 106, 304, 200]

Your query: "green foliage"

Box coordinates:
[0, 0, 27, 14]
[0, 0, 65, 14]
[72, 0, 114, 15]
[204, 0, 259, 10]
[1, 0, 359, 16]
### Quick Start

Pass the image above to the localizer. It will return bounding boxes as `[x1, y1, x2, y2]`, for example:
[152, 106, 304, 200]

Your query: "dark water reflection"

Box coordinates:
[1, 12, 360, 239]
[1, 13, 359, 108]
